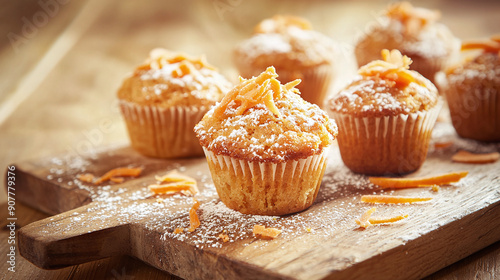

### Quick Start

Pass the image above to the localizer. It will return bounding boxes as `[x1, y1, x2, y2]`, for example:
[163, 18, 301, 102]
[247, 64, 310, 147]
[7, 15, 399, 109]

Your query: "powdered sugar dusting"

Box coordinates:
[139, 64, 232, 102]
[32, 122, 500, 277]
[329, 75, 438, 116]
[195, 88, 337, 163]
[236, 26, 338, 67]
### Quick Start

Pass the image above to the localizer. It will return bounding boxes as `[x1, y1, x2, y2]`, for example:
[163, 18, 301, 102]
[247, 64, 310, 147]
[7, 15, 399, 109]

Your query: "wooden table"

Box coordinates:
[1, 0, 499, 279]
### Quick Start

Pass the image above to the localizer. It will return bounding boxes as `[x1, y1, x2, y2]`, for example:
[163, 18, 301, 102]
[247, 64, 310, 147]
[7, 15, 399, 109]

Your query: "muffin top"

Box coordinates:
[356, 2, 458, 61]
[194, 66, 337, 163]
[446, 36, 500, 88]
[117, 49, 232, 107]
[234, 15, 337, 69]
[329, 49, 439, 117]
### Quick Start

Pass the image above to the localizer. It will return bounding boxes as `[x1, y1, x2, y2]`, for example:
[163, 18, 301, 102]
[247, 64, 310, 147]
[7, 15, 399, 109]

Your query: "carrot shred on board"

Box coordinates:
[93, 167, 143, 184]
[369, 214, 409, 225]
[148, 182, 198, 195]
[355, 207, 377, 228]
[452, 150, 500, 164]
[187, 198, 200, 232]
[155, 170, 196, 184]
[253, 225, 282, 240]
[369, 171, 468, 189]
[173, 228, 184, 234]
[356, 208, 409, 228]
[433, 141, 453, 149]
[109, 177, 125, 183]
[361, 195, 432, 204]
[148, 170, 199, 195]
[77, 173, 94, 183]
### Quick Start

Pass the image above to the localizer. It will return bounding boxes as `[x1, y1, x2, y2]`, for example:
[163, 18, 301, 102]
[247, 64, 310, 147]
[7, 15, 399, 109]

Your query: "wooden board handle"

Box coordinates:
[19, 206, 130, 269]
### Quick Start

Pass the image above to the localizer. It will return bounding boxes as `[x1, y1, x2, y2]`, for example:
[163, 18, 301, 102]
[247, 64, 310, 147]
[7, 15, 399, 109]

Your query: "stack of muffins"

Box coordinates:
[116, 3, 498, 216]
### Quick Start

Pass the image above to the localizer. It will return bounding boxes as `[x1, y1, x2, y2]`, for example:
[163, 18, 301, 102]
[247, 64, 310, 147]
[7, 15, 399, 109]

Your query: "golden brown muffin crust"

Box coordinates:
[117, 49, 231, 108]
[234, 16, 337, 71]
[446, 52, 500, 96]
[195, 67, 337, 163]
[329, 49, 439, 117]
[355, 2, 458, 67]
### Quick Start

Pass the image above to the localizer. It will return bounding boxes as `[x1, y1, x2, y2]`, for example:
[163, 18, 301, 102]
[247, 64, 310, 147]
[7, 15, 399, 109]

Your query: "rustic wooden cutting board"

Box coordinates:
[10, 122, 500, 280]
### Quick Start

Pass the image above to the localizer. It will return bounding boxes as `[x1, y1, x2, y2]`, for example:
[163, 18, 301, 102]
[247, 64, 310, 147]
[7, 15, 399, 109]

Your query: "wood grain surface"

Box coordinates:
[12, 122, 500, 280]
[1, 0, 500, 279]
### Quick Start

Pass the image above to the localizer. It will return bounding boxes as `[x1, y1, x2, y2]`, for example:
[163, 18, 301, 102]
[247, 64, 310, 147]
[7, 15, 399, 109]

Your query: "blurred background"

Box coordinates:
[1, 0, 499, 204]
[0, 1, 499, 279]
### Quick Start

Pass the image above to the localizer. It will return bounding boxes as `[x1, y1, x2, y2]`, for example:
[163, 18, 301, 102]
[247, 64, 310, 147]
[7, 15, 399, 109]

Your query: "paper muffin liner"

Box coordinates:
[446, 85, 500, 141]
[330, 102, 442, 175]
[202, 147, 328, 216]
[410, 56, 450, 84]
[119, 100, 208, 158]
[278, 64, 335, 108]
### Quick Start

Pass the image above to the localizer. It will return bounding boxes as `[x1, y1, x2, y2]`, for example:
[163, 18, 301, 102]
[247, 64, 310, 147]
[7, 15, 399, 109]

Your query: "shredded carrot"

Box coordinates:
[140, 48, 215, 72]
[218, 234, 229, 242]
[187, 198, 200, 232]
[148, 182, 198, 195]
[109, 177, 125, 183]
[433, 141, 453, 149]
[253, 225, 282, 240]
[369, 214, 409, 225]
[431, 185, 440, 192]
[77, 173, 94, 183]
[155, 170, 195, 184]
[358, 49, 425, 88]
[173, 228, 184, 234]
[93, 167, 143, 184]
[356, 208, 409, 228]
[305, 227, 313, 233]
[361, 195, 432, 204]
[369, 171, 468, 189]
[148, 170, 199, 195]
[385, 2, 440, 29]
[355, 207, 377, 228]
[452, 150, 500, 164]
[461, 35, 500, 53]
[212, 67, 296, 118]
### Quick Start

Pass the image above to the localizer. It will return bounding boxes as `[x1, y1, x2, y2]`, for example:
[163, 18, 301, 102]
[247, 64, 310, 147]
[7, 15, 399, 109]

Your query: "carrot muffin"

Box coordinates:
[118, 49, 232, 158]
[328, 49, 441, 175]
[194, 66, 337, 216]
[355, 2, 460, 82]
[443, 36, 500, 141]
[234, 15, 338, 107]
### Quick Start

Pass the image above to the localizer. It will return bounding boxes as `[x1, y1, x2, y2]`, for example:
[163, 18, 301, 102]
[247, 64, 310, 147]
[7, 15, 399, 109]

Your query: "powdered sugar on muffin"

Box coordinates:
[195, 66, 337, 163]
[118, 49, 232, 107]
[330, 49, 438, 117]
